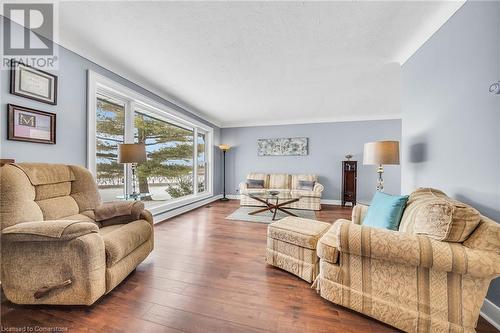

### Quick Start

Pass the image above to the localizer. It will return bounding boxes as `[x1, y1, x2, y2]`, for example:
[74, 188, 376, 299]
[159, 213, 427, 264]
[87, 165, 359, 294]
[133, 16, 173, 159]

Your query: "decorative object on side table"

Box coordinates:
[363, 141, 399, 191]
[7, 104, 56, 144]
[257, 137, 308, 156]
[342, 159, 357, 207]
[218, 144, 231, 201]
[118, 143, 147, 200]
[10, 60, 58, 105]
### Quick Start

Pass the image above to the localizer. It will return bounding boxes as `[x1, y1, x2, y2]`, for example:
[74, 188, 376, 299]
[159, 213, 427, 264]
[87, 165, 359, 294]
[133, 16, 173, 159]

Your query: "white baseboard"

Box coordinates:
[153, 195, 222, 223]
[481, 298, 500, 330]
[226, 195, 342, 206]
[321, 199, 342, 205]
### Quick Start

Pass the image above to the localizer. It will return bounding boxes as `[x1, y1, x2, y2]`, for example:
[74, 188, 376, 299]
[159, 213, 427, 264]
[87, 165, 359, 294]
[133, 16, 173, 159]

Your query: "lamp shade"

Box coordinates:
[363, 141, 400, 165]
[118, 143, 147, 163]
[218, 144, 231, 151]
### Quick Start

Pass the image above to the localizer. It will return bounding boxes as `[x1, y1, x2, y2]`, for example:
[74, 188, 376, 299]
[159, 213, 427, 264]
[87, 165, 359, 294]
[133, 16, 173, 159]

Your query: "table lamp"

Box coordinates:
[363, 141, 399, 192]
[218, 144, 231, 201]
[118, 143, 147, 200]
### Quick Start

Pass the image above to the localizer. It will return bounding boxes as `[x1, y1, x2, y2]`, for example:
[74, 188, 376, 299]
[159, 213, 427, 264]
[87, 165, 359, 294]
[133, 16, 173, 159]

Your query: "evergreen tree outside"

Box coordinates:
[134, 111, 194, 200]
[95, 96, 201, 202]
[96, 97, 125, 189]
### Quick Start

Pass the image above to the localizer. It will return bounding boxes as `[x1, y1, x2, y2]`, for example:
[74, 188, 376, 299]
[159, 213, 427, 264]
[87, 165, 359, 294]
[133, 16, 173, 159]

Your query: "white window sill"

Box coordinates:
[147, 192, 213, 216]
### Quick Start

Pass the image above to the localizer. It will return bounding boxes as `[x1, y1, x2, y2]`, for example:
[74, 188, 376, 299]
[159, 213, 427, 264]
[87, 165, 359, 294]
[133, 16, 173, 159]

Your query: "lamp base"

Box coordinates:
[220, 197, 230, 202]
[376, 164, 384, 192]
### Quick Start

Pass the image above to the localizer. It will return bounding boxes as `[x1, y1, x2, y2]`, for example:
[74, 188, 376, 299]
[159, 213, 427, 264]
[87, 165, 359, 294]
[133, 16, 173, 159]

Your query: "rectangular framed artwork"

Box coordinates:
[10, 60, 58, 105]
[257, 137, 308, 156]
[7, 104, 56, 144]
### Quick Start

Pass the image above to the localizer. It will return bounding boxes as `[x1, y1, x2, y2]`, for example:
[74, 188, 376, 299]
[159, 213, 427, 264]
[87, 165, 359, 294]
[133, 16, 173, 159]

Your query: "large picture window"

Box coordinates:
[134, 111, 196, 208]
[95, 96, 125, 202]
[88, 71, 213, 215]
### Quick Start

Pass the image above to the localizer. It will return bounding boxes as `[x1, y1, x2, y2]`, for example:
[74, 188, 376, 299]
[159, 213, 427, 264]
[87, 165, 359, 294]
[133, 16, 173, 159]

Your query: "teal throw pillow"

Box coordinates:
[363, 192, 409, 230]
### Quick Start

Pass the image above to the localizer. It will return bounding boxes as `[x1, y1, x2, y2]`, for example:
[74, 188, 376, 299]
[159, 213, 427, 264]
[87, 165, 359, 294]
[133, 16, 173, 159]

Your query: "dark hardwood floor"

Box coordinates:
[1, 200, 498, 333]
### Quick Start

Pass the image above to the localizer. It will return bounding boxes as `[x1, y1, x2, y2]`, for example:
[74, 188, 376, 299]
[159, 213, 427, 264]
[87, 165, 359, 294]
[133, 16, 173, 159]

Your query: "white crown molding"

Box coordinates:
[396, 1, 465, 65]
[220, 113, 401, 129]
[481, 298, 500, 331]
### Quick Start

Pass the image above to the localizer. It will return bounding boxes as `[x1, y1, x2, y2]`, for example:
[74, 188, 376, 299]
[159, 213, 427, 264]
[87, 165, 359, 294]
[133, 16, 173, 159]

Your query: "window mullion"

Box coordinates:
[124, 100, 135, 197]
[193, 127, 198, 194]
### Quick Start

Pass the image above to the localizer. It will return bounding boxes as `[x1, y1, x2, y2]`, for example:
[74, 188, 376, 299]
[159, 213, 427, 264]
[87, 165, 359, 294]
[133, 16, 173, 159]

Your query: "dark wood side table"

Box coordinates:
[342, 160, 357, 207]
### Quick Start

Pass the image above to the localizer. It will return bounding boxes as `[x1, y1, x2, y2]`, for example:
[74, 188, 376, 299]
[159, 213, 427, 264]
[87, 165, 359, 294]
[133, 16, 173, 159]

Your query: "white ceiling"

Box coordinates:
[58, 1, 464, 128]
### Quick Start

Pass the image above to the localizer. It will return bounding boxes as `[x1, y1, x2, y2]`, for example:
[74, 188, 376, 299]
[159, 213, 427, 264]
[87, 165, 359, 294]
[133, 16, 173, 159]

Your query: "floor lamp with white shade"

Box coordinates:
[218, 144, 231, 201]
[363, 141, 400, 192]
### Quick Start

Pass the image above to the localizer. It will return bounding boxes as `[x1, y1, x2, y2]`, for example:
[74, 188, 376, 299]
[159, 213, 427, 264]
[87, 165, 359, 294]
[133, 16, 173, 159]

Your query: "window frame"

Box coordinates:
[87, 70, 214, 216]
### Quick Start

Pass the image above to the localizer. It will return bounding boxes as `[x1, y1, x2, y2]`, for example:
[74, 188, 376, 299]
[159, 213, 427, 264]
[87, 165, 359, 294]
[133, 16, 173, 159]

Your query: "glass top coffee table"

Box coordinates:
[244, 192, 302, 221]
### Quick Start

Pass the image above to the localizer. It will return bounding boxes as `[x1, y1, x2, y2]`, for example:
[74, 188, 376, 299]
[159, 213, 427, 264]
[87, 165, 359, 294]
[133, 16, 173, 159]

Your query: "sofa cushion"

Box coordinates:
[246, 179, 265, 189]
[297, 180, 315, 191]
[2, 220, 98, 242]
[290, 189, 320, 197]
[399, 188, 481, 242]
[267, 217, 330, 249]
[246, 173, 269, 188]
[463, 216, 500, 253]
[291, 174, 317, 189]
[36, 196, 80, 220]
[35, 182, 72, 201]
[363, 192, 409, 231]
[13, 163, 75, 185]
[99, 224, 125, 236]
[102, 220, 152, 267]
[268, 174, 290, 189]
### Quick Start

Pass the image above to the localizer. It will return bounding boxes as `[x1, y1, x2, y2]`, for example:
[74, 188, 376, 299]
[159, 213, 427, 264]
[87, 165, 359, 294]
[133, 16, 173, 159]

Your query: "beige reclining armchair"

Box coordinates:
[1, 163, 154, 305]
[315, 188, 500, 333]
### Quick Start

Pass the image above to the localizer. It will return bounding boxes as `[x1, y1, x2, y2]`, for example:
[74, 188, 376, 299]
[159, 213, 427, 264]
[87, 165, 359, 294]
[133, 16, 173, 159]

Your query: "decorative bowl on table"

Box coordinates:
[268, 190, 280, 196]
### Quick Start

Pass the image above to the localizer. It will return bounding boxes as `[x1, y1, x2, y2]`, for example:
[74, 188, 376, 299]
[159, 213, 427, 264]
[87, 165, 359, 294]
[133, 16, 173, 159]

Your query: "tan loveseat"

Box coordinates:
[239, 173, 324, 210]
[0, 163, 154, 305]
[314, 188, 500, 333]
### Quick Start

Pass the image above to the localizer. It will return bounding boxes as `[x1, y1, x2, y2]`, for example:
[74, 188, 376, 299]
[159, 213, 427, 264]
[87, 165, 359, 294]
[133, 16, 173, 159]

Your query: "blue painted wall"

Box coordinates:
[221, 119, 402, 203]
[402, 1, 500, 306]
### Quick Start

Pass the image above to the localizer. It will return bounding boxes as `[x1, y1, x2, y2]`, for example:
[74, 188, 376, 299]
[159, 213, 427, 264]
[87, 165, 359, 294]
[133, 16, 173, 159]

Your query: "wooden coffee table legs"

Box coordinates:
[247, 196, 300, 220]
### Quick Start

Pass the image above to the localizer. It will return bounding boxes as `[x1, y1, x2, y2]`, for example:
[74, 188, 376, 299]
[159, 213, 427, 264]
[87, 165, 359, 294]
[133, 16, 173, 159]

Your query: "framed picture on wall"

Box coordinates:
[10, 60, 58, 105]
[7, 104, 56, 144]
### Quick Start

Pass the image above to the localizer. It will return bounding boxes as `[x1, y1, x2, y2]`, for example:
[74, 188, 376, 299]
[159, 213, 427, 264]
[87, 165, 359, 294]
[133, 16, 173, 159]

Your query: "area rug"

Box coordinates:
[226, 206, 316, 223]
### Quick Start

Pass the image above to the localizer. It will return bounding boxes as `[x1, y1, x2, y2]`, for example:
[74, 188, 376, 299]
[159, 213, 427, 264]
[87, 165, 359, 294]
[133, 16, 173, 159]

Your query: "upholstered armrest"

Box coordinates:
[239, 182, 248, 192]
[331, 219, 500, 278]
[140, 209, 154, 225]
[313, 183, 324, 193]
[1, 220, 99, 242]
[94, 201, 145, 226]
[317, 225, 340, 264]
[352, 204, 369, 225]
